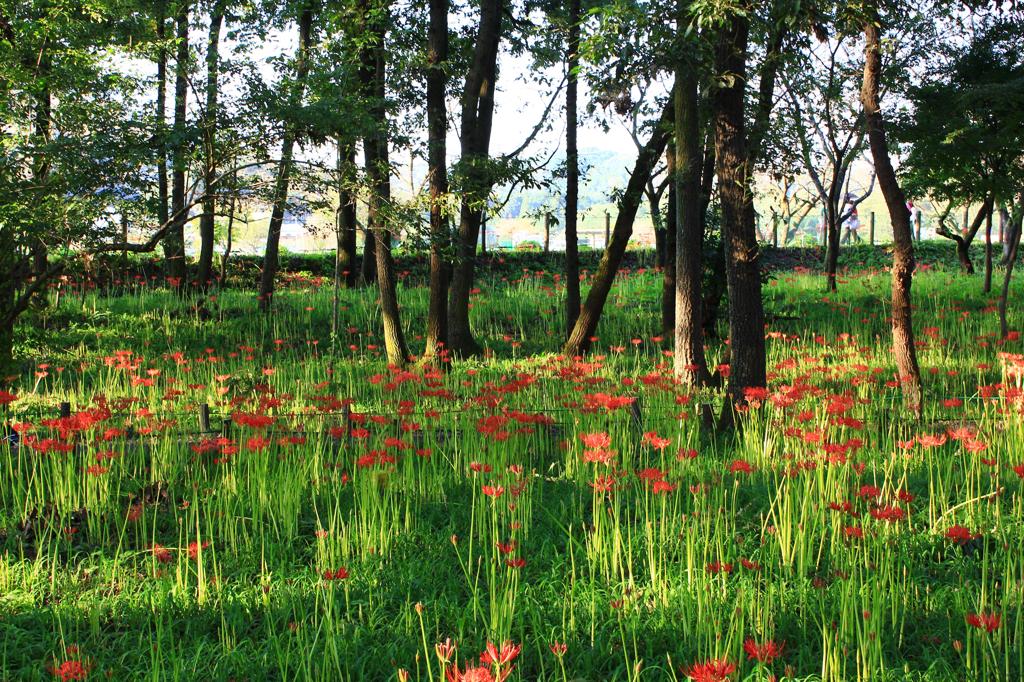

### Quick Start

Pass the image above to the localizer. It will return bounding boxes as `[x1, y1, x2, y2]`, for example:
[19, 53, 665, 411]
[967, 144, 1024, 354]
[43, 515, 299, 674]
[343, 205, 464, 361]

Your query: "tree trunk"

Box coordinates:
[0, 229, 16, 378]
[156, 0, 169, 239]
[360, 223, 377, 284]
[824, 203, 840, 290]
[983, 203, 993, 294]
[257, 6, 314, 311]
[219, 168, 236, 283]
[564, 0, 581, 338]
[336, 140, 358, 289]
[30, 51, 51, 278]
[563, 100, 672, 357]
[423, 0, 450, 364]
[447, 0, 502, 357]
[661, 145, 676, 340]
[363, 10, 410, 367]
[165, 0, 190, 288]
[861, 9, 922, 416]
[713, 13, 765, 406]
[999, 199, 1023, 339]
[673, 65, 710, 386]
[197, 3, 224, 289]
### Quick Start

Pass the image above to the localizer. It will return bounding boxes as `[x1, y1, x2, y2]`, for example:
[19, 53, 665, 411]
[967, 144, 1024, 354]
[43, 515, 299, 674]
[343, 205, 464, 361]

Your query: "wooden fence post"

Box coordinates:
[869, 211, 875, 245]
[199, 403, 211, 432]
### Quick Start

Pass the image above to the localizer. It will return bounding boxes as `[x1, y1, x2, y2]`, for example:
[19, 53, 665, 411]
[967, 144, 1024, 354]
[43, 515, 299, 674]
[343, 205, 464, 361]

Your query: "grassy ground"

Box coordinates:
[1, 260, 1022, 681]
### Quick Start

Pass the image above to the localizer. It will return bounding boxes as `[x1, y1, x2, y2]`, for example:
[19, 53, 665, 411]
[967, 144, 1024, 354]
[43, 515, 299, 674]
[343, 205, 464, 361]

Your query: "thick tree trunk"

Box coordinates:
[257, 6, 314, 311]
[447, 0, 502, 357]
[197, 4, 224, 289]
[661, 145, 676, 340]
[165, 0, 190, 288]
[563, 100, 673, 357]
[861, 11, 922, 416]
[357, 0, 408, 366]
[156, 0, 169, 238]
[564, 0, 581, 338]
[423, 0, 450, 364]
[673, 67, 710, 386]
[713, 13, 765, 406]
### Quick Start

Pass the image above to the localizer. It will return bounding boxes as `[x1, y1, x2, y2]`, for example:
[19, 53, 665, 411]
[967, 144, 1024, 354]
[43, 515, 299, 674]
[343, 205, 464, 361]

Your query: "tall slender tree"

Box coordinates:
[447, 0, 502, 357]
[165, 0, 190, 288]
[258, 4, 314, 311]
[860, 1, 922, 415]
[197, 0, 226, 289]
[422, 0, 450, 364]
[564, 0, 581, 337]
[672, 41, 710, 387]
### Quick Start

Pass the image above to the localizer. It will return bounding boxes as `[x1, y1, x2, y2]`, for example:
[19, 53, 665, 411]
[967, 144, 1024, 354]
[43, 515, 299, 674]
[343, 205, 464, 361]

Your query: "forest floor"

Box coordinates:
[1, 260, 1022, 680]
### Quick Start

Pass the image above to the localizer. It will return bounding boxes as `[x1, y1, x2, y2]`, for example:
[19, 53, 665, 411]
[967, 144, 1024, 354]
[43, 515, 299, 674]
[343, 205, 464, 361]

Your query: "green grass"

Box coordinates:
[1, 260, 1023, 681]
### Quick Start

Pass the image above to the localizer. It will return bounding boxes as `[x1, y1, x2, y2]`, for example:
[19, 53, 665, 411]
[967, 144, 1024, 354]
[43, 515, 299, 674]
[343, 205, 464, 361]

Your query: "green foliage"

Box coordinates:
[896, 17, 1024, 205]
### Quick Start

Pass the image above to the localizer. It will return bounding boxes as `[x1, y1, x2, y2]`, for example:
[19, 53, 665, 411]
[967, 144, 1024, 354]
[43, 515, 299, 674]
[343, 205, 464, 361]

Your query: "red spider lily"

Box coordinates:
[469, 462, 493, 474]
[589, 475, 616, 493]
[651, 480, 676, 495]
[582, 448, 616, 465]
[677, 448, 698, 461]
[966, 612, 1001, 633]
[683, 657, 736, 682]
[740, 558, 762, 571]
[945, 525, 979, 544]
[435, 638, 457, 664]
[148, 544, 173, 563]
[843, 526, 864, 539]
[1013, 463, 1024, 479]
[505, 557, 526, 568]
[743, 638, 784, 664]
[917, 433, 948, 448]
[52, 659, 88, 681]
[636, 468, 666, 481]
[445, 664, 507, 682]
[705, 561, 733, 575]
[549, 642, 567, 657]
[742, 386, 769, 403]
[481, 485, 505, 498]
[187, 541, 211, 560]
[579, 432, 612, 449]
[870, 506, 905, 522]
[642, 431, 671, 450]
[322, 567, 349, 581]
[856, 485, 882, 500]
[496, 541, 516, 555]
[0, 390, 18, 405]
[479, 640, 521, 669]
[728, 459, 754, 475]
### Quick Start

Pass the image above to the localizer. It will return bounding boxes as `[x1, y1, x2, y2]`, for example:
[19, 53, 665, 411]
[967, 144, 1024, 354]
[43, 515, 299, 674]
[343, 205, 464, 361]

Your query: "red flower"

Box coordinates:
[0, 390, 18, 406]
[481, 485, 505, 498]
[322, 567, 349, 581]
[966, 611, 1001, 633]
[151, 544, 173, 563]
[945, 525, 979, 545]
[684, 657, 736, 682]
[728, 459, 754, 475]
[549, 641, 567, 657]
[580, 432, 612, 449]
[480, 640, 521, 667]
[743, 638, 783, 664]
[53, 659, 88, 681]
